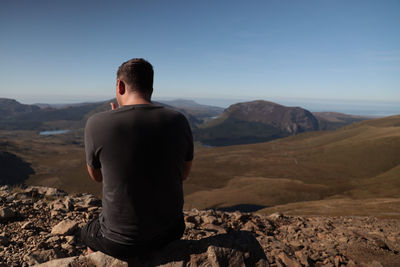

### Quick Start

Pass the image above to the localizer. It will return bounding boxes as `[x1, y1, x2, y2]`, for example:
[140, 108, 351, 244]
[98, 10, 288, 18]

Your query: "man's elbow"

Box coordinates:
[182, 161, 192, 181]
[87, 164, 103, 183]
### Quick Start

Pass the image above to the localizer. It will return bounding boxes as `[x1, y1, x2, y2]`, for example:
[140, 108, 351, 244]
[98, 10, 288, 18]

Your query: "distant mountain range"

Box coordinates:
[0, 97, 371, 145]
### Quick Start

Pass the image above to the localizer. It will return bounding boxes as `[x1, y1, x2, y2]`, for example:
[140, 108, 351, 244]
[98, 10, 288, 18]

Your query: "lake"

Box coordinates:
[39, 130, 70, 135]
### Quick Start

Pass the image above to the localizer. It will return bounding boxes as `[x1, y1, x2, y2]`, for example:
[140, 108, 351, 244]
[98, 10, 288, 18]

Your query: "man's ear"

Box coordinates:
[117, 79, 126, 95]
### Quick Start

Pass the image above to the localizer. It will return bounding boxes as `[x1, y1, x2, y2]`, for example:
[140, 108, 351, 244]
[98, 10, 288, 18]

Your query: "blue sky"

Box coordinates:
[0, 0, 399, 112]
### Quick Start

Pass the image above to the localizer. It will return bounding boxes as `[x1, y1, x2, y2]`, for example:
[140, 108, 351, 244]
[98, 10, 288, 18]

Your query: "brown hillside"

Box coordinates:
[185, 115, 400, 214]
[1, 115, 399, 217]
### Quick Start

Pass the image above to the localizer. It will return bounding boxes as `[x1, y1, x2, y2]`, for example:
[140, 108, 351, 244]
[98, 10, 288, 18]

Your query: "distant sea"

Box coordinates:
[285, 100, 400, 117]
[190, 98, 400, 117]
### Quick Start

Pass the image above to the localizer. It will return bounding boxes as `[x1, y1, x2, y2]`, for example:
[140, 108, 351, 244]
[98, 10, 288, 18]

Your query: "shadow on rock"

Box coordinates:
[143, 230, 268, 266]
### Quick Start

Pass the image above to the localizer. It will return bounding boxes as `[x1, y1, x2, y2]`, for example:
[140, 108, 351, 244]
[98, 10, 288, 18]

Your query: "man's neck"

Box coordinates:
[120, 94, 152, 106]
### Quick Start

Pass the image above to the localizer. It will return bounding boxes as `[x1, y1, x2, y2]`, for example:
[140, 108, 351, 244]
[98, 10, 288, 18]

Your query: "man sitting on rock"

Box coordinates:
[81, 58, 193, 260]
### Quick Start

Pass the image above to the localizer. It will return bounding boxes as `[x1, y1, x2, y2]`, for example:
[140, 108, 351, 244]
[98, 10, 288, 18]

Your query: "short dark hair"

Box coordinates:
[117, 58, 154, 95]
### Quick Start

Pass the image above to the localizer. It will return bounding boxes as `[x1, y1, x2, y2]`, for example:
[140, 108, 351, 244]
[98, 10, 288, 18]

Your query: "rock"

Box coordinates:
[51, 200, 67, 212]
[185, 215, 201, 225]
[21, 221, 34, 229]
[51, 220, 78, 235]
[1, 185, 400, 266]
[0, 207, 17, 222]
[277, 252, 301, 267]
[24, 249, 60, 265]
[29, 186, 67, 197]
[64, 235, 75, 245]
[295, 251, 309, 266]
[201, 215, 217, 224]
[242, 220, 259, 232]
[63, 197, 74, 211]
[268, 212, 283, 220]
[202, 223, 227, 234]
[185, 222, 196, 229]
[77, 194, 102, 208]
[29, 256, 77, 267]
[0, 185, 9, 191]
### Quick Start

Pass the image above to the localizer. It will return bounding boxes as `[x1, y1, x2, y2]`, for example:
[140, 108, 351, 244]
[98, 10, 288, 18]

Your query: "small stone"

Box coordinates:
[51, 201, 66, 211]
[268, 212, 283, 220]
[295, 251, 309, 266]
[63, 197, 74, 211]
[278, 252, 301, 267]
[185, 222, 196, 229]
[21, 221, 34, 229]
[202, 215, 217, 224]
[46, 236, 61, 243]
[50, 210, 59, 217]
[185, 215, 201, 224]
[33, 200, 45, 210]
[290, 241, 304, 251]
[242, 220, 259, 232]
[202, 223, 227, 234]
[61, 243, 73, 251]
[64, 235, 75, 245]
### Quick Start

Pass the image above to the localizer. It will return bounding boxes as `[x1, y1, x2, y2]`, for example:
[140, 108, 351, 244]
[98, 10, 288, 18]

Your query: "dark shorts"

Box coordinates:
[80, 216, 185, 261]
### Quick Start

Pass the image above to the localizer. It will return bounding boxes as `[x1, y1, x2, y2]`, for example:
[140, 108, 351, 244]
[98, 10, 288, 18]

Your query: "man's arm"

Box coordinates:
[86, 164, 103, 183]
[182, 161, 192, 181]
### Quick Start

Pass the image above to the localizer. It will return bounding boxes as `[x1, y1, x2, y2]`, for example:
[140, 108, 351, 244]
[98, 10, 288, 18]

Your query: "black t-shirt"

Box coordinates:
[84, 104, 193, 245]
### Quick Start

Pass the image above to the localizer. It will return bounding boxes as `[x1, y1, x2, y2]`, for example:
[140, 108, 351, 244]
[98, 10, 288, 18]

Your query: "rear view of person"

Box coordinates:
[81, 58, 193, 260]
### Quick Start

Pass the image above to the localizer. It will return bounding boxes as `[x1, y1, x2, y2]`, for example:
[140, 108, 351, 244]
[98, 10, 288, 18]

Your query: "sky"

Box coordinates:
[0, 0, 399, 114]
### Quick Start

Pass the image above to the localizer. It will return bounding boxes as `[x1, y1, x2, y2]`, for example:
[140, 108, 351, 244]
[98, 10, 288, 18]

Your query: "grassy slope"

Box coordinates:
[184, 115, 400, 215]
[0, 130, 102, 196]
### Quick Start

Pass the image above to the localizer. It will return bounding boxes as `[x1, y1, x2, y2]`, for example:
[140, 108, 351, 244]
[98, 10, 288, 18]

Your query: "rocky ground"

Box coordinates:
[0, 185, 399, 266]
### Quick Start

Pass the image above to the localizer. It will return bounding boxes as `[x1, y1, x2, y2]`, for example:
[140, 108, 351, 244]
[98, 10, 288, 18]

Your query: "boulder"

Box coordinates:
[51, 220, 78, 235]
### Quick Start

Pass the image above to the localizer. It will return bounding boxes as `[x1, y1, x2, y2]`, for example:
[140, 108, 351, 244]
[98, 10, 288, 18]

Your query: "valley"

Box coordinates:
[1, 110, 399, 218]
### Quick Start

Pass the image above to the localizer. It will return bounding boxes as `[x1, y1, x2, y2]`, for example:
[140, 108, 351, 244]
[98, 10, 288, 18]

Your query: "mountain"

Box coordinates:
[0, 98, 40, 118]
[0, 98, 104, 130]
[313, 111, 370, 130]
[194, 100, 319, 146]
[0, 98, 217, 131]
[0, 98, 372, 141]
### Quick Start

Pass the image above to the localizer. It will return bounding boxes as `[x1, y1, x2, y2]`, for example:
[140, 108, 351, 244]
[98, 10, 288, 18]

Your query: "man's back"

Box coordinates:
[85, 104, 193, 245]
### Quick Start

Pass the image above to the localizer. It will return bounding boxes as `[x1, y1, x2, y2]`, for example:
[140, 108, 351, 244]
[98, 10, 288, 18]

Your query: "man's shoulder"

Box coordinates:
[85, 109, 114, 129]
